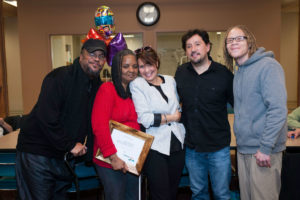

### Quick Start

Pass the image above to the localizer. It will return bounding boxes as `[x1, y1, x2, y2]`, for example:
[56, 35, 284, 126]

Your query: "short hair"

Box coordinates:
[135, 46, 160, 69]
[181, 29, 211, 53]
[223, 25, 258, 71]
[111, 49, 136, 99]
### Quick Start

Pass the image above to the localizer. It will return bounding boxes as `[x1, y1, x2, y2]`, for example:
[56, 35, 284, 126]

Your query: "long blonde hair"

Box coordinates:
[223, 25, 258, 71]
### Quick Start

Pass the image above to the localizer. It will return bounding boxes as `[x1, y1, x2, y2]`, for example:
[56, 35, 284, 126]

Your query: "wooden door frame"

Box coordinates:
[0, 1, 9, 116]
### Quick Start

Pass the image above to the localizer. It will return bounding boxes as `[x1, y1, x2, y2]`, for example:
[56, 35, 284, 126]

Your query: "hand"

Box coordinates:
[70, 143, 87, 157]
[0, 118, 4, 126]
[109, 154, 128, 173]
[287, 129, 300, 138]
[254, 150, 271, 168]
[173, 109, 181, 122]
[167, 109, 181, 123]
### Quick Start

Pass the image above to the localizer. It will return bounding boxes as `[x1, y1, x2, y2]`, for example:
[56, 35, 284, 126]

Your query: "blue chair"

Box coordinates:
[0, 152, 17, 190]
[178, 165, 190, 188]
[64, 154, 104, 200]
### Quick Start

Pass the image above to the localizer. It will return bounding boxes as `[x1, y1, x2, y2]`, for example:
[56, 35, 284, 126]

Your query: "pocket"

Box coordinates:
[234, 115, 256, 145]
[199, 87, 225, 111]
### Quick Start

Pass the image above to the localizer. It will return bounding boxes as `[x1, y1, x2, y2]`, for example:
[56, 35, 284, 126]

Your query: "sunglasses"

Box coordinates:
[134, 46, 153, 54]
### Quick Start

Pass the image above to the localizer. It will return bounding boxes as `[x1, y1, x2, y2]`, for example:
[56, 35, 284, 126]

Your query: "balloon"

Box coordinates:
[107, 33, 128, 66]
[94, 6, 115, 39]
[83, 5, 128, 66]
[82, 28, 112, 46]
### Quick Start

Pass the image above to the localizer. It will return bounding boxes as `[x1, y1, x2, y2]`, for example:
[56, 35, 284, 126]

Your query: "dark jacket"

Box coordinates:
[17, 58, 101, 159]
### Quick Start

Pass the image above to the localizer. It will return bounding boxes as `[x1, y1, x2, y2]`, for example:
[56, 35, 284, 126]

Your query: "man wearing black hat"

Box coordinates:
[15, 39, 106, 200]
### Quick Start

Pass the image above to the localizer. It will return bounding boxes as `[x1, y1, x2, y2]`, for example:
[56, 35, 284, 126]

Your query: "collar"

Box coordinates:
[147, 75, 165, 87]
[187, 60, 216, 75]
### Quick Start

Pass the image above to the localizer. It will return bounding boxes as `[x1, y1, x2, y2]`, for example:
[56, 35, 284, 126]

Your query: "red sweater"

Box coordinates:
[92, 82, 140, 168]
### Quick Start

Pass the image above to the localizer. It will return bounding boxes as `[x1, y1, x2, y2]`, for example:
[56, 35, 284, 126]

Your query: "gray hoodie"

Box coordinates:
[233, 47, 287, 155]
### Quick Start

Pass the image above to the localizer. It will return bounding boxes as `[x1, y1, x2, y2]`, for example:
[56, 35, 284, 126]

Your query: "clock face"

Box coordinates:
[136, 2, 160, 26]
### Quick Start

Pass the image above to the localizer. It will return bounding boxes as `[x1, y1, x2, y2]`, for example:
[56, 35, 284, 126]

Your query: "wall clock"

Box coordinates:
[136, 2, 160, 26]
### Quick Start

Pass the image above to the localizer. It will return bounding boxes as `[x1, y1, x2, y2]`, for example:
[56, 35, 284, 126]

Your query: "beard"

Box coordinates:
[81, 62, 102, 79]
[190, 57, 206, 66]
[86, 67, 101, 78]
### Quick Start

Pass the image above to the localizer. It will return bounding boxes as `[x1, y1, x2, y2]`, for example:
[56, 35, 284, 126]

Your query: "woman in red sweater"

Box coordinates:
[91, 49, 139, 200]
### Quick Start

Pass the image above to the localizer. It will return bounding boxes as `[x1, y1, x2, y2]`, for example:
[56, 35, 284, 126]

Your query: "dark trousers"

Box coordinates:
[16, 151, 73, 200]
[95, 165, 139, 200]
[143, 149, 185, 200]
[280, 152, 300, 200]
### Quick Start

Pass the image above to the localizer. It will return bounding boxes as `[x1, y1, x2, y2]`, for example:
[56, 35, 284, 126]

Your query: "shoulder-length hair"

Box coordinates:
[111, 49, 136, 99]
[223, 25, 258, 71]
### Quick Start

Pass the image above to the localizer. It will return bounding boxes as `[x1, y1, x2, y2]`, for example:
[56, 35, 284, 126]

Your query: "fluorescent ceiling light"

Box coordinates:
[124, 35, 134, 38]
[3, 0, 17, 7]
[216, 32, 222, 35]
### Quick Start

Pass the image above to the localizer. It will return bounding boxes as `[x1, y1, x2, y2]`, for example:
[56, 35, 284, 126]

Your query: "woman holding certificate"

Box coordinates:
[91, 49, 139, 200]
[130, 46, 186, 200]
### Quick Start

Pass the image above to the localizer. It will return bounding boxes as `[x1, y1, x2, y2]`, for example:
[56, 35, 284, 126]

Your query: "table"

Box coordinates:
[1, 116, 299, 150]
[228, 114, 300, 148]
[0, 130, 19, 152]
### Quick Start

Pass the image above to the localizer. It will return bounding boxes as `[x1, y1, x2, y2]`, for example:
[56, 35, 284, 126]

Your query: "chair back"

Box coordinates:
[0, 153, 17, 190]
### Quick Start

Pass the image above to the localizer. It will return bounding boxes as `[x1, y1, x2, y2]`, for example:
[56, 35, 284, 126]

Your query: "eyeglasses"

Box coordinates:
[226, 36, 248, 44]
[134, 46, 153, 54]
[88, 52, 106, 60]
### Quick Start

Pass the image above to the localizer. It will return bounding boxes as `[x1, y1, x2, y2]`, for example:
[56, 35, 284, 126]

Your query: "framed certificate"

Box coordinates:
[95, 120, 154, 175]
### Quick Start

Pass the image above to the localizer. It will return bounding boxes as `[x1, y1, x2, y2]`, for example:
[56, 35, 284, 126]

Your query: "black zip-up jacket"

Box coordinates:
[17, 58, 101, 159]
[175, 61, 233, 152]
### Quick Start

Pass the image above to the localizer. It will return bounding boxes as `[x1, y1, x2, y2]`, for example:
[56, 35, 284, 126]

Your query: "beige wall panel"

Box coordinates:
[18, 0, 281, 112]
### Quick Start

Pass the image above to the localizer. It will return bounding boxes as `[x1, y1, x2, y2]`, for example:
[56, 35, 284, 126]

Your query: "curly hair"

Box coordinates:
[181, 29, 212, 55]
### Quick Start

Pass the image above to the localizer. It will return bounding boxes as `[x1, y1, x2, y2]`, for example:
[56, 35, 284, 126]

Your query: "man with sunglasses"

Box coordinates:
[175, 29, 233, 200]
[16, 39, 106, 200]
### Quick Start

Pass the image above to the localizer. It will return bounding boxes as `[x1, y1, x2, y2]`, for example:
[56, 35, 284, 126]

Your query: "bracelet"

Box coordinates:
[163, 114, 168, 124]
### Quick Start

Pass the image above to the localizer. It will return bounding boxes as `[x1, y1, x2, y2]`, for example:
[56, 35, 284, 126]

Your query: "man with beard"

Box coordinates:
[175, 29, 233, 200]
[16, 39, 106, 200]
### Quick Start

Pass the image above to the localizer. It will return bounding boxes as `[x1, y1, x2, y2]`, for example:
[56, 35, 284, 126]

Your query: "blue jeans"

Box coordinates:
[95, 165, 139, 200]
[186, 146, 231, 200]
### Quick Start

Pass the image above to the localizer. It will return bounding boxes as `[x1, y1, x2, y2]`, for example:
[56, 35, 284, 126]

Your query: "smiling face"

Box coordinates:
[138, 58, 158, 84]
[226, 28, 250, 65]
[121, 54, 138, 88]
[185, 34, 210, 66]
[79, 49, 106, 79]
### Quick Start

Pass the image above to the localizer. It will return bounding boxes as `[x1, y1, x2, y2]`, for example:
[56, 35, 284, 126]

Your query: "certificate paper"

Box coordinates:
[95, 120, 154, 175]
[111, 129, 145, 166]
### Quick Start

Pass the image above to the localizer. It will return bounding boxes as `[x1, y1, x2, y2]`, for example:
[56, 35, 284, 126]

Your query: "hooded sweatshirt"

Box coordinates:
[233, 47, 287, 155]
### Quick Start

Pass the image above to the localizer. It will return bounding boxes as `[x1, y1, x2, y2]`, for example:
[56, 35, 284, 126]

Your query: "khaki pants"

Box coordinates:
[237, 151, 282, 200]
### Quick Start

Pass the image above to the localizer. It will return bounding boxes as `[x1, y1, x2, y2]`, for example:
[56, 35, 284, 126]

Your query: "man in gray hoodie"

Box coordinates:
[224, 25, 287, 200]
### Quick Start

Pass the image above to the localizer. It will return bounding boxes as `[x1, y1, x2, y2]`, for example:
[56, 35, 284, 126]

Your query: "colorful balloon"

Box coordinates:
[94, 6, 115, 39]
[83, 6, 128, 66]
